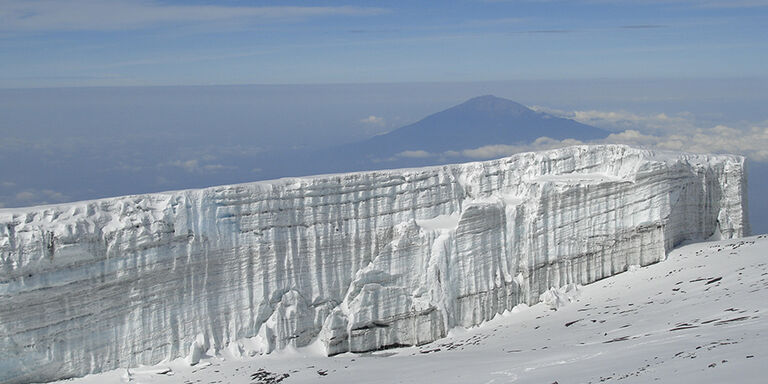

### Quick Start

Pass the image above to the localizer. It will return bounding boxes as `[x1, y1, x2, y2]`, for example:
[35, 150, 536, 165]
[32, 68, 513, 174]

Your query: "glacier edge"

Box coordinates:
[0, 145, 748, 383]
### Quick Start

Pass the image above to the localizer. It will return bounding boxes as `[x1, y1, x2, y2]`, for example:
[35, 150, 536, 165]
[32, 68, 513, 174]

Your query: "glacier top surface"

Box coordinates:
[0, 144, 745, 216]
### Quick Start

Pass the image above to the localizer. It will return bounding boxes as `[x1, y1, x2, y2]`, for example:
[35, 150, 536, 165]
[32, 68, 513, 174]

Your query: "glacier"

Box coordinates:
[0, 145, 749, 383]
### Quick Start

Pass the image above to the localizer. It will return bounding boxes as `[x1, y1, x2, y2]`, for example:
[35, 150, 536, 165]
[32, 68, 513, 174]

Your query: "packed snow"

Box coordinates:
[0, 145, 749, 383]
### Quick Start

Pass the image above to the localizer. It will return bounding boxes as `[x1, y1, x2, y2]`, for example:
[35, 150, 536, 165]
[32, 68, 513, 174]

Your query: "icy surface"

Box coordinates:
[0, 145, 749, 383]
[54, 235, 768, 384]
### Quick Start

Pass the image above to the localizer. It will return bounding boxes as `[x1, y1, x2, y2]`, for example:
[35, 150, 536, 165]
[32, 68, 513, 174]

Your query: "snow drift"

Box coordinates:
[0, 145, 749, 383]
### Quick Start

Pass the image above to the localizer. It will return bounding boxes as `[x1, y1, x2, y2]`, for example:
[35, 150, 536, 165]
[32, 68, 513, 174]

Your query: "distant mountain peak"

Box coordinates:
[456, 95, 531, 114]
[324, 95, 609, 167]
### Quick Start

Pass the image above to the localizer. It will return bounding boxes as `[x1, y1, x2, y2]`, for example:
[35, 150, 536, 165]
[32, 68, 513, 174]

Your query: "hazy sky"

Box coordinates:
[1, 0, 767, 88]
[0, 1, 767, 231]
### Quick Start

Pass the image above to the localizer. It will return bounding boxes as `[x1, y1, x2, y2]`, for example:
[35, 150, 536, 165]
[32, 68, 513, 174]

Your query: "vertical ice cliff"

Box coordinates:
[0, 145, 748, 383]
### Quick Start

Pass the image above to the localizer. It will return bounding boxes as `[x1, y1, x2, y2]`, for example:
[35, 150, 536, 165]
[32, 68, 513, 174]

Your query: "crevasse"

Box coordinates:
[0, 145, 749, 383]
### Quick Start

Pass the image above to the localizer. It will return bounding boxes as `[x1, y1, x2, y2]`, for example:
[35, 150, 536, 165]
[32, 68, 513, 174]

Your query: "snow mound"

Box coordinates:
[540, 284, 582, 310]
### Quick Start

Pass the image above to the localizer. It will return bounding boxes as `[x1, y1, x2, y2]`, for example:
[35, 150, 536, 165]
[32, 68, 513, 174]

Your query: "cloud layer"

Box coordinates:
[397, 107, 768, 162]
[450, 125, 768, 162]
[360, 115, 386, 126]
[548, 107, 768, 161]
[0, 0, 386, 32]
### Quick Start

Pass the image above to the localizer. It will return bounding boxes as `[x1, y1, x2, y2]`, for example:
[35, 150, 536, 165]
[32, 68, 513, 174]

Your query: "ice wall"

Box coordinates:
[0, 145, 748, 383]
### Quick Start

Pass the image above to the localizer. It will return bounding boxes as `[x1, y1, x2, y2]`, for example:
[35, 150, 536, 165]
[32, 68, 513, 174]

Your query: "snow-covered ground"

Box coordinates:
[60, 234, 768, 384]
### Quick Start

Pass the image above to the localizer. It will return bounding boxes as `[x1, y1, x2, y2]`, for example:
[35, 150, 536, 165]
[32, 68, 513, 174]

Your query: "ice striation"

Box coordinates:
[0, 145, 749, 383]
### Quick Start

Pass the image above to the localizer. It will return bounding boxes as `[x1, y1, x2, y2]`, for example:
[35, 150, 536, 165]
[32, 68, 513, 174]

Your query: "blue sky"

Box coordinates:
[1, 0, 767, 88]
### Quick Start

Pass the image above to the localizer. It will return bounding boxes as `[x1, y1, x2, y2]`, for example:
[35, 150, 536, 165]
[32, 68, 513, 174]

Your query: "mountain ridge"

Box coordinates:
[258, 95, 611, 178]
[345, 95, 609, 157]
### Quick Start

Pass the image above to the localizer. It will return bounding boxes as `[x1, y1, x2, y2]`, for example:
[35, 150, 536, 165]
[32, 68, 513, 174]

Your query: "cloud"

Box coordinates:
[604, 125, 768, 161]
[372, 149, 435, 163]
[486, 0, 768, 9]
[360, 115, 386, 126]
[15, 191, 36, 202]
[443, 150, 462, 157]
[167, 159, 236, 173]
[516, 29, 575, 34]
[396, 150, 433, 158]
[537, 0, 768, 8]
[688, 0, 768, 8]
[169, 159, 200, 173]
[451, 120, 768, 162]
[530, 106, 697, 134]
[0, 0, 387, 32]
[462, 17, 524, 27]
[202, 164, 236, 171]
[458, 137, 586, 159]
[459, 145, 520, 159]
[441, 105, 768, 161]
[13, 189, 68, 205]
[602, 112, 768, 161]
[619, 25, 667, 29]
[507, 24, 673, 36]
[85, 51, 267, 70]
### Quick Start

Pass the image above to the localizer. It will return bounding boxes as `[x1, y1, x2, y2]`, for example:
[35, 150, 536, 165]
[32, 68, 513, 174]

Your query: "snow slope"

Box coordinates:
[61, 234, 767, 384]
[0, 145, 749, 383]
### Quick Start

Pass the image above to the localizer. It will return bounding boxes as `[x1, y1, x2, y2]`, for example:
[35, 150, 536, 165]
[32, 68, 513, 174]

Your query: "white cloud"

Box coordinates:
[696, 0, 768, 8]
[169, 159, 200, 173]
[15, 191, 36, 202]
[458, 137, 586, 159]
[369, 104, 768, 163]
[202, 164, 236, 171]
[531, 106, 697, 134]
[605, 125, 768, 161]
[443, 150, 462, 157]
[453, 123, 768, 162]
[13, 189, 68, 205]
[0, 0, 387, 32]
[440, 103, 768, 162]
[398, 138, 588, 161]
[42, 189, 67, 202]
[535, 0, 768, 8]
[460, 144, 521, 159]
[462, 17, 524, 27]
[396, 150, 432, 158]
[167, 159, 236, 173]
[525, 106, 768, 161]
[360, 115, 386, 126]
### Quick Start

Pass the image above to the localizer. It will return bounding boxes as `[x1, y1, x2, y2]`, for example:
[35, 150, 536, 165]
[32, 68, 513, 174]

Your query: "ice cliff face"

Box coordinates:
[0, 145, 748, 383]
